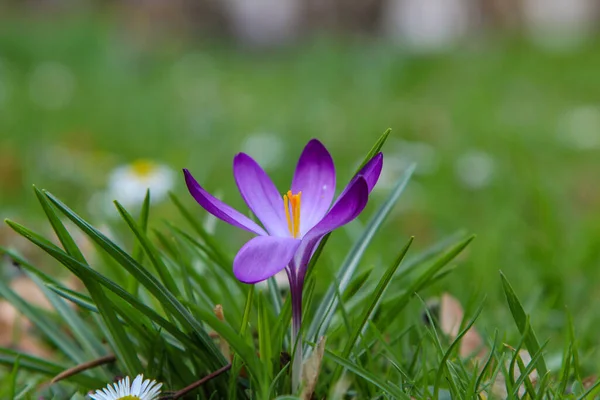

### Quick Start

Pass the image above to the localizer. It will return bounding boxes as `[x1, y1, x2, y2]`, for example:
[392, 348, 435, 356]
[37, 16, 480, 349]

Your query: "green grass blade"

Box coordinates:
[43, 190, 227, 367]
[324, 349, 410, 399]
[114, 200, 181, 297]
[1, 254, 105, 364]
[0, 348, 104, 387]
[511, 340, 549, 398]
[341, 237, 414, 360]
[267, 277, 283, 316]
[33, 186, 87, 261]
[0, 278, 85, 364]
[533, 372, 551, 400]
[129, 189, 151, 294]
[306, 163, 416, 348]
[474, 329, 498, 396]
[0, 248, 105, 343]
[257, 292, 274, 384]
[558, 343, 572, 395]
[5, 198, 106, 361]
[576, 380, 600, 400]
[30, 274, 108, 362]
[8, 355, 19, 400]
[167, 223, 242, 286]
[32, 188, 144, 374]
[433, 301, 485, 398]
[5, 219, 199, 355]
[500, 271, 548, 376]
[186, 302, 265, 394]
[45, 283, 98, 312]
[132, 189, 151, 263]
[169, 192, 231, 267]
[229, 286, 255, 400]
[377, 235, 474, 326]
[566, 309, 581, 381]
[355, 128, 391, 172]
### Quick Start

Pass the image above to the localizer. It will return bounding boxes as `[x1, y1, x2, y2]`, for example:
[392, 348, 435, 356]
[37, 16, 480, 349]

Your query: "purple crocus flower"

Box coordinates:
[183, 139, 382, 391]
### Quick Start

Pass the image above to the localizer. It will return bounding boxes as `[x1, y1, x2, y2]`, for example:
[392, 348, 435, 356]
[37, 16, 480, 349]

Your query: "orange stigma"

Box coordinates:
[283, 190, 301, 238]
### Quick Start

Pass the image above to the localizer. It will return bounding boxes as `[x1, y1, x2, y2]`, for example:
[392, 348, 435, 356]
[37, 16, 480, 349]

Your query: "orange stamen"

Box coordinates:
[293, 192, 301, 238]
[283, 190, 302, 238]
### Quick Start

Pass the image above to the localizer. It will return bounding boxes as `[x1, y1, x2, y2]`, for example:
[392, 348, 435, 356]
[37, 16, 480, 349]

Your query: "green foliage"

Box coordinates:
[0, 130, 596, 399]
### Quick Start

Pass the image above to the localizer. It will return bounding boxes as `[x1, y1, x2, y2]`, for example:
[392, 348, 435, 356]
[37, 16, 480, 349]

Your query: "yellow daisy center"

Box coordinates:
[283, 190, 301, 238]
[118, 396, 141, 400]
[131, 160, 157, 178]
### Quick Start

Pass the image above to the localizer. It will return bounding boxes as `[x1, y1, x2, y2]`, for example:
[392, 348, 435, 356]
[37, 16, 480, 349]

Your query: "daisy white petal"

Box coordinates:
[89, 374, 162, 400]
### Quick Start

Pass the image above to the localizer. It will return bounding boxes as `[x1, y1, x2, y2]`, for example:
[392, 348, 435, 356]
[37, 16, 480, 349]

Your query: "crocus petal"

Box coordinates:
[184, 169, 267, 236]
[357, 152, 383, 193]
[294, 177, 369, 274]
[233, 153, 289, 237]
[307, 176, 368, 239]
[291, 139, 336, 235]
[335, 152, 383, 202]
[234, 236, 301, 283]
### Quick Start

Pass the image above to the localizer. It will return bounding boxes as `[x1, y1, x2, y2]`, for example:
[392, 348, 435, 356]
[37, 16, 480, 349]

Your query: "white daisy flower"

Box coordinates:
[523, 0, 595, 51]
[89, 374, 162, 400]
[382, 0, 470, 52]
[257, 269, 290, 291]
[454, 150, 495, 190]
[107, 160, 175, 209]
[557, 105, 600, 150]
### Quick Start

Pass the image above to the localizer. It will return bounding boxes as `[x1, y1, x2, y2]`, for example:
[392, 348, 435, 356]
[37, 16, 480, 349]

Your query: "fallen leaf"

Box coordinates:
[490, 349, 538, 398]
[439, 293, 486, 360]
[213, 304, 231, 359]
[301, 336, 327, 400]
[0, 300, 53, 358]
[11, 276, 52, 310]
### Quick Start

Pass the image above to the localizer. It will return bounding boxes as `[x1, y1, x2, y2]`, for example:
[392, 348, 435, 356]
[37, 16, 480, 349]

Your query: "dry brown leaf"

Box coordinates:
[439, 293, 487, 360]
[440, 293, 464, 338]
[0, 301, 18, 345]
[0, 300, 53, 358]
[301, 336, 327, 400]
[1, 273, 87, 357]
[490, 349, 538, 398]
[10, 276, 52, 310]
[213, 304, 231, 359]
[583, 375, 598, 390]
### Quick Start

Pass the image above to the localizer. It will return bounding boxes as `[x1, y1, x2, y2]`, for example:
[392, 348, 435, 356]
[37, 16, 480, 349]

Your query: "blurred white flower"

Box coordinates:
[106, 160, 175, 209]
[454, 150, 495, 189]
[241, 133, 285, 170]
[224, 0, 301, 47]
[394, 181, 426, 214]
[398, 140, 439, 176]
[557, 106, 600, 150]
[375, 156, 409, 192]
[257, 270, 289, 291]
[382, 0, 470, 52]
[523, 0, 596, 51]
[89, 374, 162, 400]
[29, 61, 76, 110]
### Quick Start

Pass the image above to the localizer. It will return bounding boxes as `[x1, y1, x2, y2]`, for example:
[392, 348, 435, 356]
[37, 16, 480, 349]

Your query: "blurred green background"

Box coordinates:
[1, 2, 600, 366]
